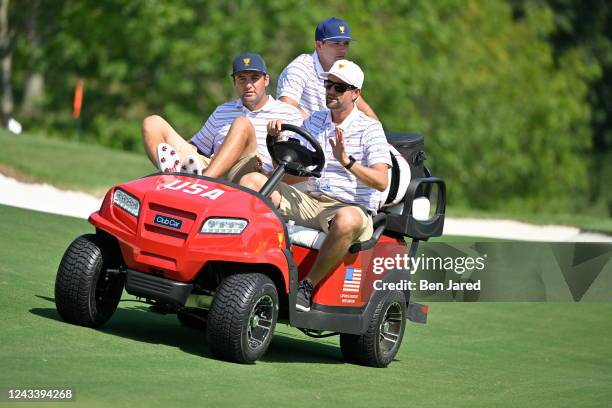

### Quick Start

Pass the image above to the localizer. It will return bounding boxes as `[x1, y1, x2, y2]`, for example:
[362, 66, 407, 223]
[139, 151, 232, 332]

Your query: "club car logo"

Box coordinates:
[162, 180, 225, 200]
[154, 214, 183, 229]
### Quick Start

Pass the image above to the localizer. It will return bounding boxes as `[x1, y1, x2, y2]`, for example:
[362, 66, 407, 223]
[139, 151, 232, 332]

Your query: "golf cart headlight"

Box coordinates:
[201, 218, 248, 234]
[112, 188, 140, 217]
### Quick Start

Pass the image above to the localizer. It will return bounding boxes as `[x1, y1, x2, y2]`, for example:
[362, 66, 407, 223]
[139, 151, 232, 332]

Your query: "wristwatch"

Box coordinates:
[344, 155, 356, 170]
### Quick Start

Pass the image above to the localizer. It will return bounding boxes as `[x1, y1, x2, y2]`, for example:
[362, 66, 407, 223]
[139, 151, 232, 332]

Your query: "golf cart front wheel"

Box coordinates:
[340, 290, 407, 367]
[207, 273, 278, 364]
[54, 234, 124, 328]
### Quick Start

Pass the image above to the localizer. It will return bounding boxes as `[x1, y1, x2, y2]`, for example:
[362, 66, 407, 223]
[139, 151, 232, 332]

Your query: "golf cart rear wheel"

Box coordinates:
[55, 234, 124, 328]
[177, 309, 208, 331]
[340, 290, 406, 367]
[206, 273, 278, 364]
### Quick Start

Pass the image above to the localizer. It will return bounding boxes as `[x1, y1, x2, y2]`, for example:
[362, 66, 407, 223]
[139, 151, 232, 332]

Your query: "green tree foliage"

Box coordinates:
[346, 0, 598, 211]
[512, 0, 612, 214]
[515, 0, 611, 149]
[6, 0, 604, 213]
[12, 0, 322, 150]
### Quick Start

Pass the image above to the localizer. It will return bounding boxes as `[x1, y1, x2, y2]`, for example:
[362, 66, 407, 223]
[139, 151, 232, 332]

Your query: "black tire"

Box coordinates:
[177, 309, 208, 331]
[55, 234, 124, 327]
[340, 291, 407, 367]
[206, 273, 278, 364]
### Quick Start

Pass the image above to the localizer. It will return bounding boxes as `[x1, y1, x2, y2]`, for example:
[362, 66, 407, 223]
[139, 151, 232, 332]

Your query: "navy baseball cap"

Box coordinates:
[315, 17, 353, 42]
[232, 53, 267, 75]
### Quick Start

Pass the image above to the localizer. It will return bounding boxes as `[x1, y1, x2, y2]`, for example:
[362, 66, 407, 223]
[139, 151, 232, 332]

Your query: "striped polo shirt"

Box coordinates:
[190, 96, 303, 173]
[300, 106, 392, 212]
[277, 51, 327, 117]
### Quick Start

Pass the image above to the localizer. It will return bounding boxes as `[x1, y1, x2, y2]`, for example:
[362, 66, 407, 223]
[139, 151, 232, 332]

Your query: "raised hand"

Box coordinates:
[328, 126, 350, 166]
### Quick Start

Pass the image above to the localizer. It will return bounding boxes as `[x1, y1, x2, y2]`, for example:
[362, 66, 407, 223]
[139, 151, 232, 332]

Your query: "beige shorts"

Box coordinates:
[198, 154, 260, 183]
[173, 142, 259, 183]
[276, 182, 374, 243]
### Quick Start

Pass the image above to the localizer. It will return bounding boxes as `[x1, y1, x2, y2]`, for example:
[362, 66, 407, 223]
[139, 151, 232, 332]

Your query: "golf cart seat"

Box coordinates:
[287, 133, 444, 250]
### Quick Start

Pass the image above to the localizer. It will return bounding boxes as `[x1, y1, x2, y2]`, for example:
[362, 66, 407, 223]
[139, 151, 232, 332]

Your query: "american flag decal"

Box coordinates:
[343, 267, 362, 292]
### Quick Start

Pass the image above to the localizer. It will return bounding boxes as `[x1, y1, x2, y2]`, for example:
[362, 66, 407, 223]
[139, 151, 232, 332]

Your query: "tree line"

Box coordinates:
[2, 0, 610, 215]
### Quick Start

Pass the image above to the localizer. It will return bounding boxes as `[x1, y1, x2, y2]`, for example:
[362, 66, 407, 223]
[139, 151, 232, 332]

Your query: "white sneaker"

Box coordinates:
[156, 143, 181, 173]
[181, 155, 203, 175]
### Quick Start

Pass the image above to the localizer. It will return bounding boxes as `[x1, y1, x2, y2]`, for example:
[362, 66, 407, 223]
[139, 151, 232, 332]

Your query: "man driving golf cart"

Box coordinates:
[240, 59, 391, 312]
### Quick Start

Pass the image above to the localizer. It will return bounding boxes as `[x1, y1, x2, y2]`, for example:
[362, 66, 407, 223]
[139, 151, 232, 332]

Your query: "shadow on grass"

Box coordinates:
[35, 294, 56, 303]
[30, 302, 342, 365]
[264, 334, 343, 364]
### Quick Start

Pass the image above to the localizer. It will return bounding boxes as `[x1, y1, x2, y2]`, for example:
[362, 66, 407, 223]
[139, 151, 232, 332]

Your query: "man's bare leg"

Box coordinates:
[241, 174, 364, 288]
[141, 115, 194, 168]
[203, 117, 258, 178]
[304, 207, 363, 287]
[240, 172, 281, 204]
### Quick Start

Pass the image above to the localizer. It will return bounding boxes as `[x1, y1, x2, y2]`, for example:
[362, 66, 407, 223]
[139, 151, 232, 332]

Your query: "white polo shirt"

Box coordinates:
[190, 96, 303, 173]
[276, 51, 327, 117]
[300, 106, 391, 212]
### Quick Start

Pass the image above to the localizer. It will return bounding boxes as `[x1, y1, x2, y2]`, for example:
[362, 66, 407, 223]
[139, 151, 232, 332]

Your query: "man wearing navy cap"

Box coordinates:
[277, 17, 378, 120]
[142, 53, 303, 181]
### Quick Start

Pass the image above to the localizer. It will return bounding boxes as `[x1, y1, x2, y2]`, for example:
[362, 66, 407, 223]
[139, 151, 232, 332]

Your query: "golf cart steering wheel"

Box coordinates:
[266, 124, 325, 178]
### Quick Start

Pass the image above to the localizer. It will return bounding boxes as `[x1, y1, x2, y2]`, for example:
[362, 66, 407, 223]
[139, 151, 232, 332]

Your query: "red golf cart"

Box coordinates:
[54, 125, 445, 367]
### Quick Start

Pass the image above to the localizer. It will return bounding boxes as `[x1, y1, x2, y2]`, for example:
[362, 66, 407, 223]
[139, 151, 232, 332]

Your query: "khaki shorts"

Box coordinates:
[276, 182, 374, 243]
[198, 154, 260, 183]
[173, 142, 259, 183]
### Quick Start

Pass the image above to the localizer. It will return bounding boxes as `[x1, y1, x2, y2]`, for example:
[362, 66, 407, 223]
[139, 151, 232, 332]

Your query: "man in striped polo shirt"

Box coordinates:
[242, 59, 391, 312]
[142, 53, 302, 181]
[277, 17, 378, 121]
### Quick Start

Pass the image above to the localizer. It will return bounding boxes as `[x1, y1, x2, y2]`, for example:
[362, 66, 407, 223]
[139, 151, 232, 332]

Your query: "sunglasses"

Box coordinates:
[324, 80, 356, 93]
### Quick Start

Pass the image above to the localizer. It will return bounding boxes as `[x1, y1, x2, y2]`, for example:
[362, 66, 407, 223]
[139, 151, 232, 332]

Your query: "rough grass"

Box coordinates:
[0, 129, 153, 195]
[1, 204, 611, 407]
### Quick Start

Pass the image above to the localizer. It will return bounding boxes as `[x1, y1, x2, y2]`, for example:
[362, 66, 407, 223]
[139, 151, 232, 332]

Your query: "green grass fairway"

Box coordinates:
[1, 204, 611, 407]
